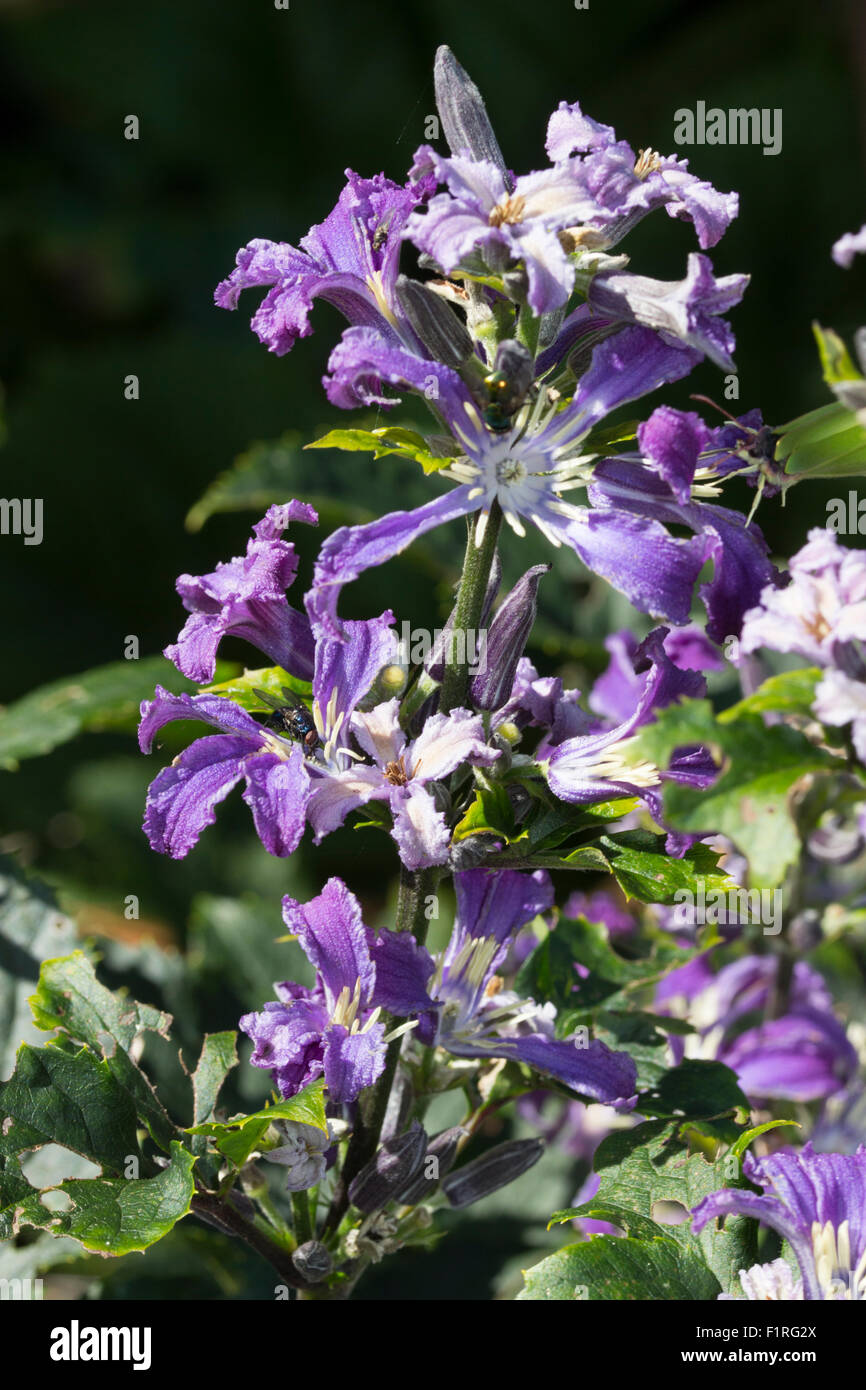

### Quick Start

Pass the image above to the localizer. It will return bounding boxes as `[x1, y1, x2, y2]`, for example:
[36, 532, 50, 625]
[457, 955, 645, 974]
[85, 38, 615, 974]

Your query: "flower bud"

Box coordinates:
[291, 1240, 333, 1284]
[398, 1125, 466, 1205]
[442, 1138, 544, 1209]
[396, 275, 474, 369]
[471, 565, 550, 710]
[348, 1121, 428, 1214]
[433, 46, 511, 189]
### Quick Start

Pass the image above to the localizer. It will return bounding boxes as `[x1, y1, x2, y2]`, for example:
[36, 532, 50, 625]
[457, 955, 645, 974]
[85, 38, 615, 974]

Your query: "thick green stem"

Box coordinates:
[438, 501, 503, 714]
[291, 1190, 313, 1245]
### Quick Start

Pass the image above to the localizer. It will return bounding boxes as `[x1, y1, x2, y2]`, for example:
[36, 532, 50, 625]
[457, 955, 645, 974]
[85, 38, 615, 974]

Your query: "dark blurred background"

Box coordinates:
[1, 0, 865, 1297]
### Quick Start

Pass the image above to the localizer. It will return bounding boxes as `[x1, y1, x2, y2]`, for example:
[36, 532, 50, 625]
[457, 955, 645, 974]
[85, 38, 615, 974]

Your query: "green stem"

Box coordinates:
[438, 501, 503, 714]
[291, 1190, 313, 1245]
[192, 1191, 309, 1291]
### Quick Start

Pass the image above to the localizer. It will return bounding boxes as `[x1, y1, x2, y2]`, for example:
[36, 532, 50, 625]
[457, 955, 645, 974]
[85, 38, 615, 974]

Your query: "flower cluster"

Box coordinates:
[131, 49, 866, 1301]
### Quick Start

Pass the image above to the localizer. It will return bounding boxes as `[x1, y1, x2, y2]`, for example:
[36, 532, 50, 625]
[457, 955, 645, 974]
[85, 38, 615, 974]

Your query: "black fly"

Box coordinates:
[253, 687, 320, 753]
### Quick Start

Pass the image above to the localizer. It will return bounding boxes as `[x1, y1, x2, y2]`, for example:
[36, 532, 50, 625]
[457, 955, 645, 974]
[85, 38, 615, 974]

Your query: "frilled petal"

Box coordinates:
[551, 507, 710, 626]
[832, 224, 866, 269]
[323, 324, 473, 414]
[350, 698, 406, 767]
[545, 100, 617, 159]
[139, 685, 266, 753]
[390, 782, 452, 870]
[406, 708, 499, 782]
[323, 1022, 387, 1104]
[452, 867, 554, 953]
[309, 486, 477, 639]
[368, 929, 436, 1015]
[282, 877, 376, 1012]
[165, 502, 318, 683]
[311, 610, 397, 741]
[588, 459, 778, 643]
[241, 747, 310, 857]
[239, 997, 327, 1098]
[142, 735, 249, 858]
[637, 407, 714, 504]
[588, 255, 747, 371]
[305, 765, 389, 841]
[553, 325, 703, 440]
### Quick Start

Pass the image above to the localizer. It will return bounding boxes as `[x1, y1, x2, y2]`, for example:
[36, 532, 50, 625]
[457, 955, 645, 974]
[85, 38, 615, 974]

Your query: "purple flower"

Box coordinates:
[406, 145, 613, 315]
[588, 624, 723, 728]
[215, 170, 429, 356]
[741, 528, 866, 665]
[586, 253, 748, 372]
[692, 1144, 866, 1300]
[832, 224, 866, 269]
[543, 627, 712, 817]
[658, 954, 857, 1104]
[139, 600, 397, 859]
[374, 867, 638, 1104]
[588, 409, 780, 643]
[240, 879, 388, 1104]
[544, 101, 738, 250]
[307, 700, 500, 871]
[165, 501, 318, 684]
[311, 324, 719, 637]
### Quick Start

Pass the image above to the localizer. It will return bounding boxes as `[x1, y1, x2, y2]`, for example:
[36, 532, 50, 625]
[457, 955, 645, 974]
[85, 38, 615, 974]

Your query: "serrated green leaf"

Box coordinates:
[0, 1043, 142, 1175]
[640, 1060, 749, 1120]
[0, 861, 79, 1081]
[29, 952, 180, 1153]
[720, 668, 821, 720]
[17, 1141, 196, 1255]
[190, 1032, 238, 1160]
[629, 698, 842, 887]
[592, 1119, 757, 1292]
[517, 1234, 721, 1300]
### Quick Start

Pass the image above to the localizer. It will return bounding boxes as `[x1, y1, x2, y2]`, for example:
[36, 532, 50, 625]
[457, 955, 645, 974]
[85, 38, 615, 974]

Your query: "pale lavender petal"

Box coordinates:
[390, 782, 452, 870]
[407, 708, 499, 782]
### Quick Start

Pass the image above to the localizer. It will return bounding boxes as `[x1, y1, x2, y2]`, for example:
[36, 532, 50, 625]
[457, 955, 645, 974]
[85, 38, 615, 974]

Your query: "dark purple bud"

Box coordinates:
[448, 833, 502, 871]
[442, 1138, 544, 1209]
[471, 564, 550, 711]
[398, 1126, 466, 1205]
[396, 275, 474, 368]
[434, 46, 511, 190]
[348, 1121, 428, 1214]
[291, 1241, 332, 1283]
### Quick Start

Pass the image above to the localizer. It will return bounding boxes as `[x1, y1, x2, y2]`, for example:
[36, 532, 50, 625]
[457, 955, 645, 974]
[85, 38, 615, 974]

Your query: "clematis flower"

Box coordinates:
[372, 867, 638, 1103]
[585, 253, 748, 372]
[740, 527, 866, 666]
[215, 169, 431, 357]
[139, 604, 397, 859]
[588, 404, 780, 643]
[544, 100, 738, 250]
[541, 626, 714, 822]
[588, 624, 724, 728]
[658, 954, 858, 1103]
[311, 323, 720, 637]
[240, 879, 388, 1104]
[265, 1119, 335, 1192]
[307, 699, 501, 871]
[404, 83, 738, 315]
[692, 1144, 866, 1301]
[165, 501, 318, 684]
